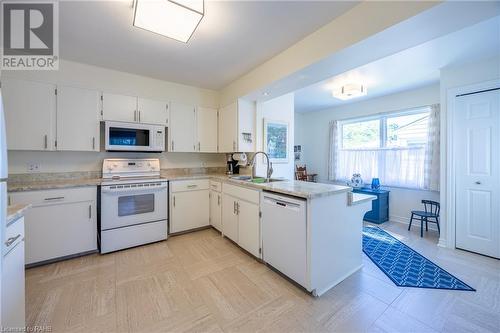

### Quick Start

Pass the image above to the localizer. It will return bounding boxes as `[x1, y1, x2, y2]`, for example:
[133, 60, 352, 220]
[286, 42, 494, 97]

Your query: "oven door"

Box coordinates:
[100, 182, 167, 230]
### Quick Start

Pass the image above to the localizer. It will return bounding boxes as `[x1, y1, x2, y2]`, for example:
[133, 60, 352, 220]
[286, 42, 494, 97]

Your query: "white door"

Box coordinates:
[218, 102, 237, 152]
[196, 107, 218, 152]
[24, 201, 97, 264]
[237, 200, 260, 257]
[137, 98, 169, 126]
[455, 88, 500, 258]
[169, 102, 196, 152]
[57, 86, 101, 151]
[2, 79, 56, 150]
[102, 93, 137, 122]
[170, 190, 209, 233]
[209, 190, 222, 232]
[222, 194, 238, 242]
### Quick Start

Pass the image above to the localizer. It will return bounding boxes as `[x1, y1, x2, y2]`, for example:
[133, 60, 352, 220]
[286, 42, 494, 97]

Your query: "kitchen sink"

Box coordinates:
[229, 176, 284, 183]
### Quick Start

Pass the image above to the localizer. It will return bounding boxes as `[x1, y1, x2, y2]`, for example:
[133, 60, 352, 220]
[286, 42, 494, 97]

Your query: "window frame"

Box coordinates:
[336, 106, 431, 190]
[339, 107, 431, 151]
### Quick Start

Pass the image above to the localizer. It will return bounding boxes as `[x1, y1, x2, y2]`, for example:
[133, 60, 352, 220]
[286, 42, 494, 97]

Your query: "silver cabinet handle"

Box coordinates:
[139, 110, 141, 122]
[134, 110, 137, 122]
[92, 137, 96, 150]
[44, 135, 48, 149]
[173, 196, 176, 207]
[5, 234, 21, 247]
[198, 142, 201, 151]
[44, 196, 64, 201]
[187, 184, 197, 189]
[218, 194, 221, 206]
[88, 204, 92, 219]
[233, 141, 236, 151]
[171, 141, 174, 151]
[236, 202, 240, 215]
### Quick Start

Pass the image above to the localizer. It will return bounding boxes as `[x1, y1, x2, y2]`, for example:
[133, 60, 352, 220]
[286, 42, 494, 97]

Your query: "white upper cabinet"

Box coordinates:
[219, 102, 238, 152]
[102, 92, 137, 123]
[56, 86, 101, 152]
[3, 79, 56, 151]
[196, 107, 218, 152]
[169, 102, 196, 152]
[218, 100, 255, 153]
[137, 97, 169, 126]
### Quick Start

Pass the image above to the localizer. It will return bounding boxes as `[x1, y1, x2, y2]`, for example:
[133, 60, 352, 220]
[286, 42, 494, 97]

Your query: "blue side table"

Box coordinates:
[352, 187, 390, 224]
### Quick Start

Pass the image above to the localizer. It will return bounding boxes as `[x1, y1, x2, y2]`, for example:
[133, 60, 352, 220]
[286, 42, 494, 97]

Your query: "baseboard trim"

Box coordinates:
[390, 214, 439, 231]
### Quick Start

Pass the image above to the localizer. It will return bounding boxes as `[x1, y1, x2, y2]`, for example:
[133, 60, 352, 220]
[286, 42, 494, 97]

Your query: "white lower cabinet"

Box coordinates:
[209, 181, 222, 232]
[9, 187, 97, 265]
[169, 180, 209, 233]
[237, 200, 260, 258]
[221, 183, 261, 258]
[222, 193, 238, 242]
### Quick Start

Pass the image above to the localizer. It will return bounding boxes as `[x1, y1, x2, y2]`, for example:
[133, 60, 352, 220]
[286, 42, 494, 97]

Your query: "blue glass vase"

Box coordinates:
[371, 178, 380, 190]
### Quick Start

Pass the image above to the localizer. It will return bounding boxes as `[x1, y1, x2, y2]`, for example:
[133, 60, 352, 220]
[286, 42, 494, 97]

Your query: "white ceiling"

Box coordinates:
[294, 15, 500, 113]
[59, 0, 359, 90]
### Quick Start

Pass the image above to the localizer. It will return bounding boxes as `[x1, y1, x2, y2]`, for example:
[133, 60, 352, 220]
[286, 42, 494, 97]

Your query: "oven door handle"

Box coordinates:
[101, 184, 168, 194]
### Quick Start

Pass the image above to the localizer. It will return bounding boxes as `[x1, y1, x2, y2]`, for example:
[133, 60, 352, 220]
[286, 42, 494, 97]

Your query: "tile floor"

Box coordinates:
[25, 222, 500, 332]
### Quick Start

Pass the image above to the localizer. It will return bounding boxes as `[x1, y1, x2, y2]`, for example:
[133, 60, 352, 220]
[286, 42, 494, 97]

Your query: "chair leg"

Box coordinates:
[420, 217, 424, 237]
[425, 217, 428, 231]
[408, 213, 414, 231]
[436, 217, 440, 235]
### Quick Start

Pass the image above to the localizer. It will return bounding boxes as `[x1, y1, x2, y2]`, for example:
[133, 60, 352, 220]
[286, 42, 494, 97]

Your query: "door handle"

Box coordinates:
[198, 142, 201, 151]
[92, 137, 96, 150]
[139, 110, 141, 122]
[173, 196, 176, 207]
[89, 204, 92, 219]
[44, 196, 65, 201]
[218, 195, 221, 206]
[171, 141, 174, 151]
[134, 110, 137, 122]
[233, 141, 236, 151]
[186, 184, 198, 189]
[233, 201, 237, 214]
[475, 181, 482, 185]
[44, 134, 48, 149]
[5, 234, 21, 247]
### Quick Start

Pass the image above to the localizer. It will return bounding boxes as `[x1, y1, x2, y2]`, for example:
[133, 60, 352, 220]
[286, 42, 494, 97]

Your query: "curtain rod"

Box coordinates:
[331, 103, 438, 123]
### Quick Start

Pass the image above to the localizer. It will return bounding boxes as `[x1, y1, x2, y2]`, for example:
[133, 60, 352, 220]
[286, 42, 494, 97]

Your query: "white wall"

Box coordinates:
[439, 56, 500, 247]
[255, 93, 295, 179]
[296, 84, 440, 224]
[2, 59, 226, 173]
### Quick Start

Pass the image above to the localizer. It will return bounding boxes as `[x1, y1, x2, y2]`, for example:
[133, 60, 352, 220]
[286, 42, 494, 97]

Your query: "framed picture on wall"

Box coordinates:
[264, 118, 289, 163]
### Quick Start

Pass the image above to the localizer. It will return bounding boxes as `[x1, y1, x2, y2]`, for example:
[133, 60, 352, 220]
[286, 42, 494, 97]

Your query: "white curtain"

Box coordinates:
[328, 120, 338, 181]
[424, 104, 440, 191]
[329, 105, 440, 190]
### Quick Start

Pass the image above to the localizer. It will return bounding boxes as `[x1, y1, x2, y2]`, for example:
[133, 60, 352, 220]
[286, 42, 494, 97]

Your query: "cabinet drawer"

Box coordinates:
[222, 183, 259, 204]
[209, 180, 222, 192]
[9, 187, 96, 207]
[170, 179, 209, 192]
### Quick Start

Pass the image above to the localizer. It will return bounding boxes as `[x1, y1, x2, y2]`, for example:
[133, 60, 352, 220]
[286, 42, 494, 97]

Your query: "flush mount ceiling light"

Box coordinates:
[133, 0, 204, 43]
[332, 83, 367, 100]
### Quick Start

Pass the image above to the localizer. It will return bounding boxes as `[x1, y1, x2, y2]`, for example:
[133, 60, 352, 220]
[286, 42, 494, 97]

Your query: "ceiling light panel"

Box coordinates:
[134, 0, 204, 43]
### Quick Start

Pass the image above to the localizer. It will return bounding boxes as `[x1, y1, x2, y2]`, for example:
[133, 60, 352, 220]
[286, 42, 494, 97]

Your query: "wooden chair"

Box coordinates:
[409, 200, 440, 237]
[295, 165, 318, 182]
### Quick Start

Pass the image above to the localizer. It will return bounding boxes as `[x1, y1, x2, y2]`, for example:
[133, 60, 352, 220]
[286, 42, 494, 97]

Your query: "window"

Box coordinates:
[334, 107, 435, 190]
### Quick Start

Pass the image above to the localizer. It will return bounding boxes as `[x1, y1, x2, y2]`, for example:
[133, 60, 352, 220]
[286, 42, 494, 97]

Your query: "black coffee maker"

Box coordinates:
[226, 154, 240, 175]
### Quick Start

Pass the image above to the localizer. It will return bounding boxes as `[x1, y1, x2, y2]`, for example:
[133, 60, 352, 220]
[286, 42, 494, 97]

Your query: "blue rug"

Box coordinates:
[362, 226, 475, 291]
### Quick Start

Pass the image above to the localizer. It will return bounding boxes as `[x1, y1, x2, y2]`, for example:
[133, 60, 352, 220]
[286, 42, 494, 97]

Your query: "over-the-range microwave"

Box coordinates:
[102, 121, 166, 152]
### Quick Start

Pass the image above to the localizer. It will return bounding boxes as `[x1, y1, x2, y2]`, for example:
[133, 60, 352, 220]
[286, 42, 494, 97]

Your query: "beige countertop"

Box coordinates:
[7, 174, 353, 199]
[7, 203, 31, 226]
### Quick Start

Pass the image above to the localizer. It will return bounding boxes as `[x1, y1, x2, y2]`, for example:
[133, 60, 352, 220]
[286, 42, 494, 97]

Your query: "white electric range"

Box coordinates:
[99, 158, 167, 253]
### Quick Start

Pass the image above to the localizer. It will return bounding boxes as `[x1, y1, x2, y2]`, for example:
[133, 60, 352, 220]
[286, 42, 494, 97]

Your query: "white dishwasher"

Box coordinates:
[262, 192, 307, 288]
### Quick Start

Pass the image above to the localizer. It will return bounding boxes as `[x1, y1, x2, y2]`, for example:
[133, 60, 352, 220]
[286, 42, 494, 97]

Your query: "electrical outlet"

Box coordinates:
[27, 163, 40, 172]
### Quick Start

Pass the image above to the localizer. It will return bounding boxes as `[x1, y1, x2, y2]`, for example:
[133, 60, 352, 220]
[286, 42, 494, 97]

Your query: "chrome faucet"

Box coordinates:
[249, 151, 273, 182]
